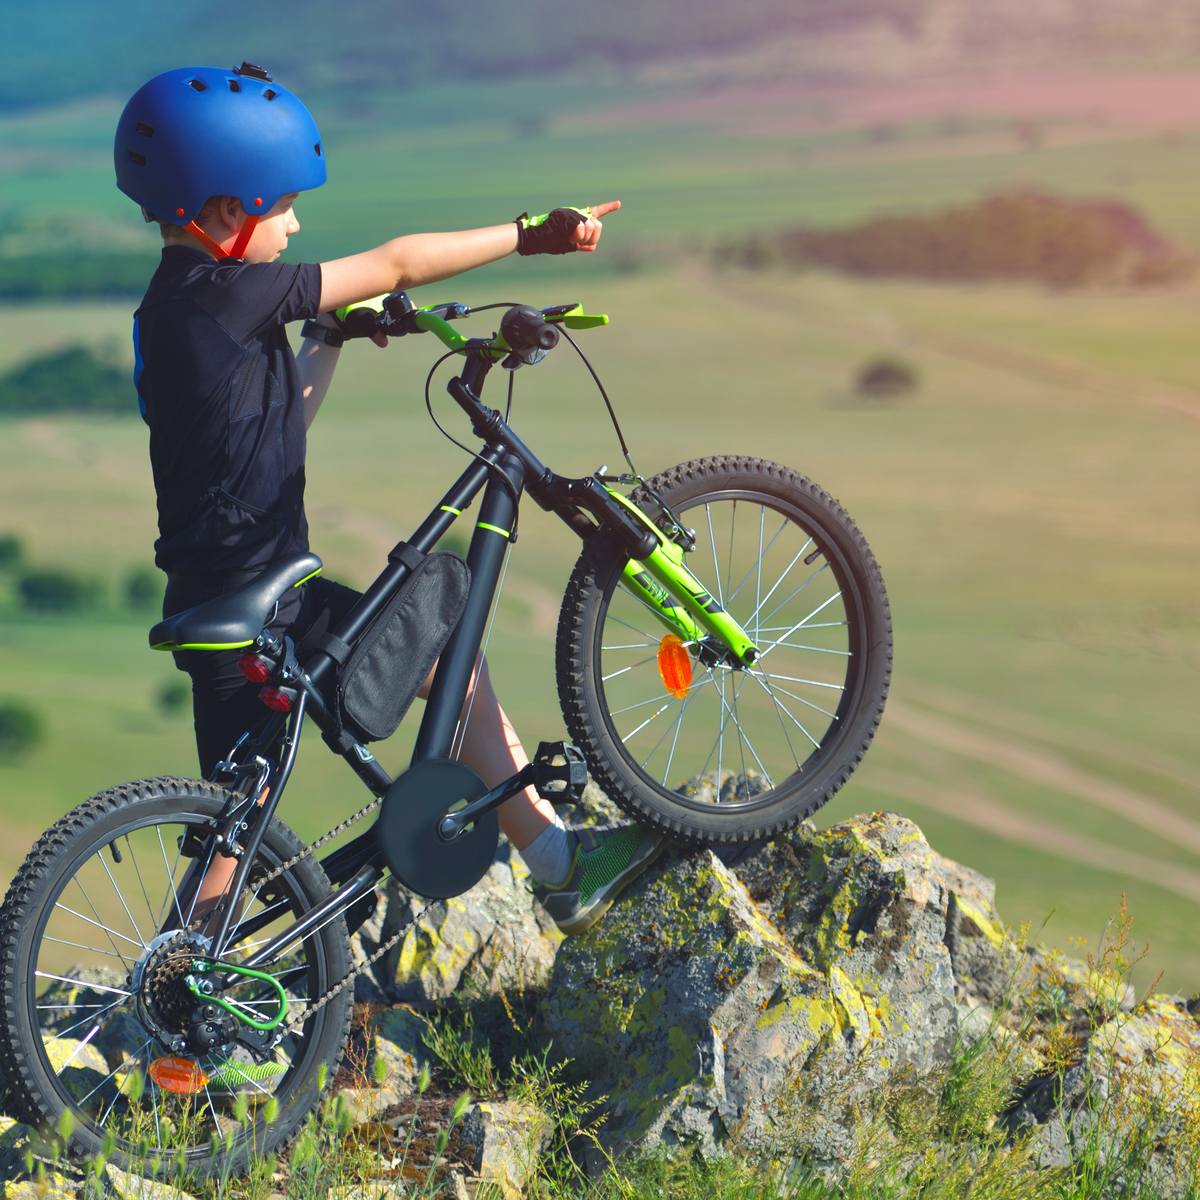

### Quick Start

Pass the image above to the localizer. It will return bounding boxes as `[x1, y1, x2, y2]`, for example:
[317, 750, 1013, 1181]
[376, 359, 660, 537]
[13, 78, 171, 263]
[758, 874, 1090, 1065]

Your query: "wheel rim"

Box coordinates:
[594, 490, 865, 812]
[27, 804, 332, 1162]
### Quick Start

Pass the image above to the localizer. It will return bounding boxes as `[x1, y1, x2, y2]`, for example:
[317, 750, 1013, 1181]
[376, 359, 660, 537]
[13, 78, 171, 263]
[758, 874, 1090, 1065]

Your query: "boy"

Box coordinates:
[115, 62, 662, 936]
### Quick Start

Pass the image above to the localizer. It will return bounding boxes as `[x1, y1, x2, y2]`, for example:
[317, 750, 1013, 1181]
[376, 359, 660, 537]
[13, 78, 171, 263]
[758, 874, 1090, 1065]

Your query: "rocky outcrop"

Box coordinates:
[356, 838, 562, 1003]
[540, 813, 965, 1162]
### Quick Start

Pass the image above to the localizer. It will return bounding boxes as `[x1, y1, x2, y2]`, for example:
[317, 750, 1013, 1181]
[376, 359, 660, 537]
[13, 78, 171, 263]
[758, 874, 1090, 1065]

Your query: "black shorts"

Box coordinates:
[165, 573, 361, 779]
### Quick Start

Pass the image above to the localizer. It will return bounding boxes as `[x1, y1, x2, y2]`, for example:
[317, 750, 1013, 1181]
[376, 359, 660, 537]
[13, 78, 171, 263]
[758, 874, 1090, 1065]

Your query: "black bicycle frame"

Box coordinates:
[207, 347, 655, 960]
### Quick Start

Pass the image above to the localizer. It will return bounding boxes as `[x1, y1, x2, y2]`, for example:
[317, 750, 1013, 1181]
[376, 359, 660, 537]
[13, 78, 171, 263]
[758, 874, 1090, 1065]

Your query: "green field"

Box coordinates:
[2, 69, 1199, 994]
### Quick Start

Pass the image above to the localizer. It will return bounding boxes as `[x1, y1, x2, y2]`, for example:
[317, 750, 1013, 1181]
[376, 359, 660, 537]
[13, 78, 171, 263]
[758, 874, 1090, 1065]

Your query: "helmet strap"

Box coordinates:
[182, 214, 260, 261]
[229, 214, 259, 260]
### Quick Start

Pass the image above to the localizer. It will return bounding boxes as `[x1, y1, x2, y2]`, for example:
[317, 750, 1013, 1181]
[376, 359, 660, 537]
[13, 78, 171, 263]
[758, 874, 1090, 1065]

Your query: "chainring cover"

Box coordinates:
[377, 758, 498, 900]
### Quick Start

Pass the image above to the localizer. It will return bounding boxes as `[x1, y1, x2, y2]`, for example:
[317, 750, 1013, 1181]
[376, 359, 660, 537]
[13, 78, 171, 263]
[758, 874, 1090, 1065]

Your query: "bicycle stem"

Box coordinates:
[445, 356, 759, 666]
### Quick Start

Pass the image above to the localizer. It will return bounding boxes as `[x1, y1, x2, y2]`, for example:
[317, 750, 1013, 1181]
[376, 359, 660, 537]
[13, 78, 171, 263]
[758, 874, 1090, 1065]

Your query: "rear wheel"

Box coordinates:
[0, 777, 353, 1179]
[557, 457, 892, 843]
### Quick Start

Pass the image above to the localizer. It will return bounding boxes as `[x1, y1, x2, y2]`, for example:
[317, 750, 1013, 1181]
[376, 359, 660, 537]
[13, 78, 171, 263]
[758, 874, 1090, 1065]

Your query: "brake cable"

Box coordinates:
[557, 325, 640, 480]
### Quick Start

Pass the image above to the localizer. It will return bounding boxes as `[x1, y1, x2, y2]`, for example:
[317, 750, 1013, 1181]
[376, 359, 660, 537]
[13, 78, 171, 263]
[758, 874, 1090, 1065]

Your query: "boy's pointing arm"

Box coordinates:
[317, 202, 620, 313]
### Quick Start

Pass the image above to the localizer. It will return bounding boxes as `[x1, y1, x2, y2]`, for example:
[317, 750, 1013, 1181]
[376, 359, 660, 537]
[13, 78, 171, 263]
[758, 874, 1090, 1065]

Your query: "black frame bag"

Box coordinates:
[320, 549, 470, 746]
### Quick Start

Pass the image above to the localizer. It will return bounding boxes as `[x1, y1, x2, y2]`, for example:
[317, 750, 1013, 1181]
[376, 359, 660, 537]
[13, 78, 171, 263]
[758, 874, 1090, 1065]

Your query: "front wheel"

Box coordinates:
[557, 457, 892, 843]
[0, 777, 354, 1180]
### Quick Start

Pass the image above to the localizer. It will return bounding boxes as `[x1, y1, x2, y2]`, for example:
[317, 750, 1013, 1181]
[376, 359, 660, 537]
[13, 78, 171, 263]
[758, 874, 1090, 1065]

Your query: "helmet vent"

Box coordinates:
[227, 79, 241, 93]
[187, 78, 207, 92]
[136, 123, 155, 137]
[314, 143, 321, 156]
[128, 150, 147, 167]
[263, 89, 277, 101]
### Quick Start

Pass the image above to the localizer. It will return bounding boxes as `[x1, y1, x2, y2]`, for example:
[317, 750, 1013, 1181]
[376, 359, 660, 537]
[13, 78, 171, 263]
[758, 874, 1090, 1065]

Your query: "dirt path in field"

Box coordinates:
[707, 268, 1200, 433]
[885, 701, 1200, 856]
[903, 680, 1200, 793]
[865, 767, 1200, 904]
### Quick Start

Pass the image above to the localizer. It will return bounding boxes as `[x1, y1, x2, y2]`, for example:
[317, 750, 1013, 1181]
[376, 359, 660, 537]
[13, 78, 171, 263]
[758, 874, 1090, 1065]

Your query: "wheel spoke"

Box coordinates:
[753, 672, 803, 770]
[758, 592, 846, 660]
[45, 997, 126, 1042]
[125, 837, 163, 937]
[758, 561, 831, 629]
[35, 971, 130, 997]
[705, 504, 724, 609]
[726, 514, 790, 608]
[606, 611, 664, 644]
[742, 541, 815, 633]
[602, 652, 658, 683]
[70, 881, 136, 970]
[757, 672, 844, 691]
[155, 826, 187, 934]
[42, 936, 130, 960]
[52, 902, 145, 950]
[746, 672, 823, 748]
[749, 674, 839, 721]
[98, 851, 147, 949]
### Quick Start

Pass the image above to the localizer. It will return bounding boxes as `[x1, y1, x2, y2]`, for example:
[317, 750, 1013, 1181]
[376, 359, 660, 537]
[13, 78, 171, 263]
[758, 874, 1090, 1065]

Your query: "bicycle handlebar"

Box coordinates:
[335, 290, 608, 358]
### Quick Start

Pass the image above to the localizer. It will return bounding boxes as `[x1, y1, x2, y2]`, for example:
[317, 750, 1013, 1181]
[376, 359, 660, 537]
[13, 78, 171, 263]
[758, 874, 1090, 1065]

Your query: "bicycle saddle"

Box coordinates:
[148, 552, 323, 651]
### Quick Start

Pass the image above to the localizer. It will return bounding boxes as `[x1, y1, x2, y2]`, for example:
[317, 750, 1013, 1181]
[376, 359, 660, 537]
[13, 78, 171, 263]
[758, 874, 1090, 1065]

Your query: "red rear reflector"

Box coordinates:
[239, 653, 271, 683]
[148, 1056, 209, 1095]
[258, 686, 294, 712]
[657, 634, 692, 699]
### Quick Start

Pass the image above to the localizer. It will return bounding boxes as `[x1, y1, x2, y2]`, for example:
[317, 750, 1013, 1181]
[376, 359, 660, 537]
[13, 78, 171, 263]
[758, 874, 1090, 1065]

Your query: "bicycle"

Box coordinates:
[0, 294, 892, 1178]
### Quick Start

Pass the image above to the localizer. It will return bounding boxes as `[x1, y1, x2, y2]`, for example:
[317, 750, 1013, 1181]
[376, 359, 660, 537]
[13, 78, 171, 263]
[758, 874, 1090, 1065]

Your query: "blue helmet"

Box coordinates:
[114, 63, 326, 226]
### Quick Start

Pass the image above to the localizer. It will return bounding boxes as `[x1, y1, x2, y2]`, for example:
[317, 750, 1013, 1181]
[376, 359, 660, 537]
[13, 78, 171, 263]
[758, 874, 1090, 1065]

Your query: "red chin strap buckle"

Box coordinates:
[183, 214, 259, 261]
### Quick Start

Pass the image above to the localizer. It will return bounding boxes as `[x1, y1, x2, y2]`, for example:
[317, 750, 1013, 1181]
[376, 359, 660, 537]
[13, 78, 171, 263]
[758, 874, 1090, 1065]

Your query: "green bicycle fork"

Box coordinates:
[605, 489, 759, 664]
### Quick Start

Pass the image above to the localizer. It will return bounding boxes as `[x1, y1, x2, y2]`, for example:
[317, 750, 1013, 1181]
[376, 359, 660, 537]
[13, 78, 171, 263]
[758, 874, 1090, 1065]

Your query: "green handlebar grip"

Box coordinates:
[414, 311, 468, 351]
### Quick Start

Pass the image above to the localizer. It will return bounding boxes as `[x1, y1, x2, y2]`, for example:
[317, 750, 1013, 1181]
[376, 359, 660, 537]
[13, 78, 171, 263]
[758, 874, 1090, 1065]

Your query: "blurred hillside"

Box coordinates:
[5, 0, 1200, 112]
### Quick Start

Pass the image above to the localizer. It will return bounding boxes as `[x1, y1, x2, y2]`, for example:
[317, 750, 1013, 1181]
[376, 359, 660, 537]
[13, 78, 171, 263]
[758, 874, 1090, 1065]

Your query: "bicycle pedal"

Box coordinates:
[531, 741, 589, 803]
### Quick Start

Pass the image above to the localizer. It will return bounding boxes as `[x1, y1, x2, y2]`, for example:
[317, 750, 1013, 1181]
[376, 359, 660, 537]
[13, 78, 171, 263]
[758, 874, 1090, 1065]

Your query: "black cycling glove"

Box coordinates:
[514, 207, 592, 255]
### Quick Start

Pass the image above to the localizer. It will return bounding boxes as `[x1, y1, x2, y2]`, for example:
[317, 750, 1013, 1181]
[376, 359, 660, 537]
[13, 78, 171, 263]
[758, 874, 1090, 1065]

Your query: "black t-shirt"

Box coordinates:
[134, 245, 323, 575]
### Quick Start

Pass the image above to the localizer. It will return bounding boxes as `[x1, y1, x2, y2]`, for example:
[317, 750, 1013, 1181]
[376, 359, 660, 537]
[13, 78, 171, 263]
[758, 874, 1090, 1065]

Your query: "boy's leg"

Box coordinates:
[439, 656, 664, 935]
[176, 577, 363, 921]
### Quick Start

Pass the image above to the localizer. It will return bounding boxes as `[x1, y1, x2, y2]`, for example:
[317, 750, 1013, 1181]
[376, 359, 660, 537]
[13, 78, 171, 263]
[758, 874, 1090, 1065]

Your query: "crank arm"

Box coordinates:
[435, 741, 590, 841]
[436, 766, 535, 841]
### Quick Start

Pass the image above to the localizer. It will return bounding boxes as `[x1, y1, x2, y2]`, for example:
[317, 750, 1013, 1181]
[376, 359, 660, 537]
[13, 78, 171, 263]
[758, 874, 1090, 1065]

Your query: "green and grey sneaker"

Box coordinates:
[532, 822, 664, 936]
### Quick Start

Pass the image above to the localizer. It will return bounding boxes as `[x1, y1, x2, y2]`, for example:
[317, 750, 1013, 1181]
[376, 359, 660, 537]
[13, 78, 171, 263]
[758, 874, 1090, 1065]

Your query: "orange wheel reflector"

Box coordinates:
[657, 634, 693, 699]
[147, 1056, 209, 1095]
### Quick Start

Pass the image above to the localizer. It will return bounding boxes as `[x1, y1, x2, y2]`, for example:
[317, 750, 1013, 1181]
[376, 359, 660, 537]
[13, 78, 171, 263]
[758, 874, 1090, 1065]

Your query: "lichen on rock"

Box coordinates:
[541, 811, 964, 1162]
[358, 838, 561, 1003]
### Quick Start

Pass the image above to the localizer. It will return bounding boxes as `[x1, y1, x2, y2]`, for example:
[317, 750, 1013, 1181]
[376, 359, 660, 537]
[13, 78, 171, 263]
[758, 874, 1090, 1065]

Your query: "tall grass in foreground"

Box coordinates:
[10, 904, 1199, 1199]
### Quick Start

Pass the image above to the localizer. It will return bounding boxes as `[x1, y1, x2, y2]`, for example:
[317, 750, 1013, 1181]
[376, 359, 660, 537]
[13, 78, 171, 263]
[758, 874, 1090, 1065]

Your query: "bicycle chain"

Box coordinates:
[177, 794, 426, 1037]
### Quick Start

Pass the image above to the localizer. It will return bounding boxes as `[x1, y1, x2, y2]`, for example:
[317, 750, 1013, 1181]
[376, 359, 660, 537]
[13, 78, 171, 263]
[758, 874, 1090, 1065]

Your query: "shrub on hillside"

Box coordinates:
[0, 702, 43, 761]
[156, 680, 190, 716]
[17, 569, 102, 613]
[856, 355, 919, 397]
[0, 534, 23, 569]
[717, 190, 1197, 288]
[124, 566, 162, 612]
[0, 254, 155, 300]
[0, 345, 134, 416]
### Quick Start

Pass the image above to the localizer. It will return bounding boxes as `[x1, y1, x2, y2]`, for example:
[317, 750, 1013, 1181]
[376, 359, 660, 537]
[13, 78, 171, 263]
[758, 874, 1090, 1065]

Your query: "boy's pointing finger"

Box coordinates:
[589, 201, 622, 218]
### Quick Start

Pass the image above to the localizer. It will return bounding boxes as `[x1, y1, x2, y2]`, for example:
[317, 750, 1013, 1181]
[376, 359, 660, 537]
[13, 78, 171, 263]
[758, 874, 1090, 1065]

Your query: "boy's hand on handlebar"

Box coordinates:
[515, 201, 620, 255]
